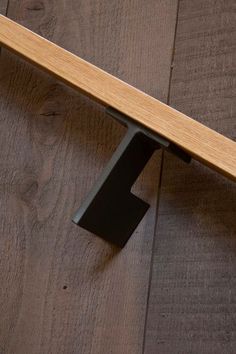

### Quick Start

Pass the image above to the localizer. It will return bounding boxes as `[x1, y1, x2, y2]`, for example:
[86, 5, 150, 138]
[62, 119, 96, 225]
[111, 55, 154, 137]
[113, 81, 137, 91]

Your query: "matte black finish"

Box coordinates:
[72, 108, 191, 247]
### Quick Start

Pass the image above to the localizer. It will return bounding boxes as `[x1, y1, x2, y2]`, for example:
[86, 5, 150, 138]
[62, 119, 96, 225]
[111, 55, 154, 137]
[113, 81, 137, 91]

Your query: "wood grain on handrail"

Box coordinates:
[0, 15, 235, 181]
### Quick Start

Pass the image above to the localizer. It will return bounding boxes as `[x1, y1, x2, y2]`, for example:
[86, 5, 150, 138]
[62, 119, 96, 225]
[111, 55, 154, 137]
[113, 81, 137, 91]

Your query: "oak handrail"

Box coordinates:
[0, 15, 235, 181]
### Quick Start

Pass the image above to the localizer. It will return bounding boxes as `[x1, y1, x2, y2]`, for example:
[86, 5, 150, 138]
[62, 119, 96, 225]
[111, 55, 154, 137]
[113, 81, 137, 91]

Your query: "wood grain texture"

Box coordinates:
[0, 14, 236, 181]
[145, 1, 236, 353]
[0, 1, 178, 353]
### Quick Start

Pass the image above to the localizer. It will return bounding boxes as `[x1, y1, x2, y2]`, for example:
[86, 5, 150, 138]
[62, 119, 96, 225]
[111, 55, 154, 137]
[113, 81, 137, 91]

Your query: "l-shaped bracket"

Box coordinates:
[72, 108, 191, 247]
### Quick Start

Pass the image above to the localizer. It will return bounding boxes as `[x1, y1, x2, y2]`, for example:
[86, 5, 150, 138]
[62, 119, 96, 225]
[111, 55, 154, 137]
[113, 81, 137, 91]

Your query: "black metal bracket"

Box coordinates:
[72, 107, 191, 247]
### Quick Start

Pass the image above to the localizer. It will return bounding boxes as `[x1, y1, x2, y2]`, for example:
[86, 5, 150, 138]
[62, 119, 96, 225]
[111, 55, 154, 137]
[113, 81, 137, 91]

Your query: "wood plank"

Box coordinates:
[144, 1, 236, 353]
[0, 14, 235, 181]
[0, 1, 178, 353]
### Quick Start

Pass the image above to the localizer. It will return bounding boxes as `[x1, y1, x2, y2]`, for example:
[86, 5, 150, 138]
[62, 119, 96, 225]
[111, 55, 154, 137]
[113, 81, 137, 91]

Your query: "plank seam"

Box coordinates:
[142, 1, 181, 352]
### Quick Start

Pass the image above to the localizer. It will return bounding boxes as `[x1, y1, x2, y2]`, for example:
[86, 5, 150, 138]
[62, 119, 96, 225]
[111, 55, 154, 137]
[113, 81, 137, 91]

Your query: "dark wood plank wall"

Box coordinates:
[0, 1, 8, 15]
[145, 1, 236, 353]
[0, 1, 178, 353]
[0, 1, 235, 353]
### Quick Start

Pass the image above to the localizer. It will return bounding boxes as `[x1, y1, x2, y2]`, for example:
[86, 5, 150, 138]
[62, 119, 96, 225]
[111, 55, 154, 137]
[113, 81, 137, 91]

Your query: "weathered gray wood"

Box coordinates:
[145, 1, 236, 353]
[0, 1, 8, 15]
[0, 1, 178, 353]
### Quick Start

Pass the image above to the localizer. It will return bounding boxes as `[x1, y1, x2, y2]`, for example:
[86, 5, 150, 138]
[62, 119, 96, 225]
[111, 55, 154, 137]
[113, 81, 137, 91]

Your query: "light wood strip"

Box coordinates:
[0, 14, 235, 181]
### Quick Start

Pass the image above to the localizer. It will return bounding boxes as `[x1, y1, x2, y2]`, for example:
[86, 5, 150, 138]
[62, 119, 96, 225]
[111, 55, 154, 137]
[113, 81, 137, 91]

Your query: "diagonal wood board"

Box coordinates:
[0, 15, 235, 181]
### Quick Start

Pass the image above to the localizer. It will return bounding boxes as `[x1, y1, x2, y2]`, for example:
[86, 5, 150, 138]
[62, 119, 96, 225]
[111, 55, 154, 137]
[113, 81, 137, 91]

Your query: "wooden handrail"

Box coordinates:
[0, 15, 235, 181]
